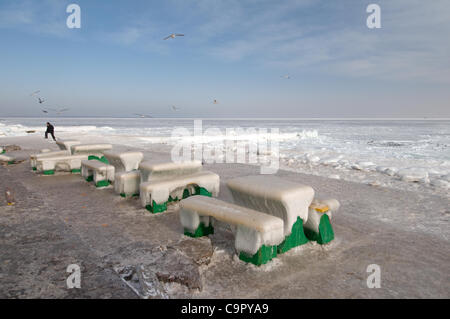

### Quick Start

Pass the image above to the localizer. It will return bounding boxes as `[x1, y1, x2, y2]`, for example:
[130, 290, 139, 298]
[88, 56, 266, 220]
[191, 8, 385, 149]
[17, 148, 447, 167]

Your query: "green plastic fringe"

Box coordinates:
[88, 155, 109, 164]
[147, 186, 212, 214]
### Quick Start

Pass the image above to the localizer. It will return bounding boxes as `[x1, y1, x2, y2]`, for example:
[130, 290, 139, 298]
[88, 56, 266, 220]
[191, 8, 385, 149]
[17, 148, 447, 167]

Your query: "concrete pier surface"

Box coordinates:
[0, 135, 448, 298]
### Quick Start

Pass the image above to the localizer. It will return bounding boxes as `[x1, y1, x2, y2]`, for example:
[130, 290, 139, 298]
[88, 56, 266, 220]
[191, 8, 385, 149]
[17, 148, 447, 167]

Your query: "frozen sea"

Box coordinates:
[1, 117, 449, 195]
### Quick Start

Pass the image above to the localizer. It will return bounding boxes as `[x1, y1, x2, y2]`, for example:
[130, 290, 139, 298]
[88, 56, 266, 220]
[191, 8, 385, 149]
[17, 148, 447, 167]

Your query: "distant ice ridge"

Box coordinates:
[280, 149, 450, 192]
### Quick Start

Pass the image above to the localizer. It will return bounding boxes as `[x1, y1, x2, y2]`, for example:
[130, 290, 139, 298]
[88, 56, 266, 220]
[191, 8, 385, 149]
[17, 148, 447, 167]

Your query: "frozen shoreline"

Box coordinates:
[0, 134, 449, 298]
[1, 117, 449, 198]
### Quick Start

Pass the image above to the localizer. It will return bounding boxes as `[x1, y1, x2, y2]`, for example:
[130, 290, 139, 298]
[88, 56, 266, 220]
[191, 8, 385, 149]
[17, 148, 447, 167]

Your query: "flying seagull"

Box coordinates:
[30, 90, 40, 97]
[213, 99, 219, 104]
[163, 33, 184, 40]
[134, 113, 153, 118]
[38, 97, 45, 104]
[47, 107, 70, 115]
[281, 74, 291, 79]
[42, 109, 48, 114]
[171, 105, 180, 111]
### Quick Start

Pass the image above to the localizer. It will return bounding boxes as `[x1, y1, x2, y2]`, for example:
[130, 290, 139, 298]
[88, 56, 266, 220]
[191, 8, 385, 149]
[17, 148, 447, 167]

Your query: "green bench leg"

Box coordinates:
[277, 217, 309, 254]
[43, 170, 55, 175]
[120, 193, 140, 198]
[85, 175, 94, 182]
[71, 169, 81, 173]
[239, 245, 278, 266]
[304, 214, 334, 245]
[184, 222, 214, 238]
[32, 167, 37, 171]
[146, 200, 167, 214]
[95, 180, 110, 188]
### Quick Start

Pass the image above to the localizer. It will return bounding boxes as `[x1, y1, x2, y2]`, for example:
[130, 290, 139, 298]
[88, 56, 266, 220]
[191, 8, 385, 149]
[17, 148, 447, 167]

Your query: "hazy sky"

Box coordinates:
[0, 0, 449, 118]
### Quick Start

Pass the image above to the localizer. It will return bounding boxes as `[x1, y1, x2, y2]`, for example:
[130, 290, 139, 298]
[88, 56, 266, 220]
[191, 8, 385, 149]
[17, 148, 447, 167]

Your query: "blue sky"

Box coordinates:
[0, 0, 449, 118]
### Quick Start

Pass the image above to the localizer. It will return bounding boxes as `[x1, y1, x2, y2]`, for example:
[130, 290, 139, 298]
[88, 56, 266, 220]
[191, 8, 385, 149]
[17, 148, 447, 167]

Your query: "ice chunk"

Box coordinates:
[397, 168, 430, 183]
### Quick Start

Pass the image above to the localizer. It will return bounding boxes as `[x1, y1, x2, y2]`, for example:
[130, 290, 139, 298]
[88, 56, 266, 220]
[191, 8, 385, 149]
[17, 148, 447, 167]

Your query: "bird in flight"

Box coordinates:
[42, 109, 48, 114]
[47, 107, 70, 115]
[134, 113, 153, 118]
[281, 74, 291, 79]
[213, 99, 219, 104]
[38, 97, 45, 104]
[171, 105, 179, 111]
[163, 33, 184, 40]
[30, 90, 40, 97]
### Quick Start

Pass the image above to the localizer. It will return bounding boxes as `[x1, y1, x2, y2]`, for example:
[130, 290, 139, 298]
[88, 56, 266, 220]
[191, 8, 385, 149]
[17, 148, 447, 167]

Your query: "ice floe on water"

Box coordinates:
[1, 118, 449, 195]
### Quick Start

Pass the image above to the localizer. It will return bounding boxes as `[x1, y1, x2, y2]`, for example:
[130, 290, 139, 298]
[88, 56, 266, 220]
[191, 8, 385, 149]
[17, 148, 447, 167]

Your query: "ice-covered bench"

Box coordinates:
[0, 154, 15, 165]
[35, 154, 89, 175]
[114, 170, 141, 197]
[30, 150, 71, 170]
[103, 151, 144, 197]
[71, 144, 113, 162]
[227, 175, 315, 253]
[180, 196, 285, 266]
[304, 198, 340, 244]
[81, 160, 115, 188]
[103, 151, 143, 172]
[139, 160, 202, 183]
[56, 140, 81, 153]
[140, 170, 220, 213]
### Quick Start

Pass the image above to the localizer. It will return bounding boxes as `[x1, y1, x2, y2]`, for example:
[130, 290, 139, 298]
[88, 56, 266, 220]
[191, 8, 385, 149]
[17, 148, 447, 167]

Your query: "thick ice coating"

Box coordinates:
[103, 151, 144, 172]
[35, 154, 88, 172]
[140, 170, 219, 207]
[81, 160, 115, 184]
[71, 144, 112, 157]
[30, 150, 71, 168]
[180, 196, 285, 255]
[304, 198, 339, 233]
[227, 175, 315, 236]
[56, 140, 81, 153]
[139, 160, 202, 183]
[0, 154, 15, 163]
[115, 171, 140, 196]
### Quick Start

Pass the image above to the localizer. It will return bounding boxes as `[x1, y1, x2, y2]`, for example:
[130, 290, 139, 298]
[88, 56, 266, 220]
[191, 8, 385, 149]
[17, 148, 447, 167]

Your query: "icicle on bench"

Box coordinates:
[35, 155, 89, 175]
[56, 140, 81, 153]
[30, 150, 71, 170]
[227, 175, 316, 253]
[304, 198, 340, 244]
[140, 169, 220, 213]
[70, 144, 113, 163]
[103, 151, 144, 197]
[81, 160, 115, 188]
[180, 196, 284, 266]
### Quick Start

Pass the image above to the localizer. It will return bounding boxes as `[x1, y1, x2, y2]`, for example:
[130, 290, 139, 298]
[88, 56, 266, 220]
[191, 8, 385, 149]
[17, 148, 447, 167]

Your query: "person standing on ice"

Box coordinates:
[45, 122, 56, 141]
